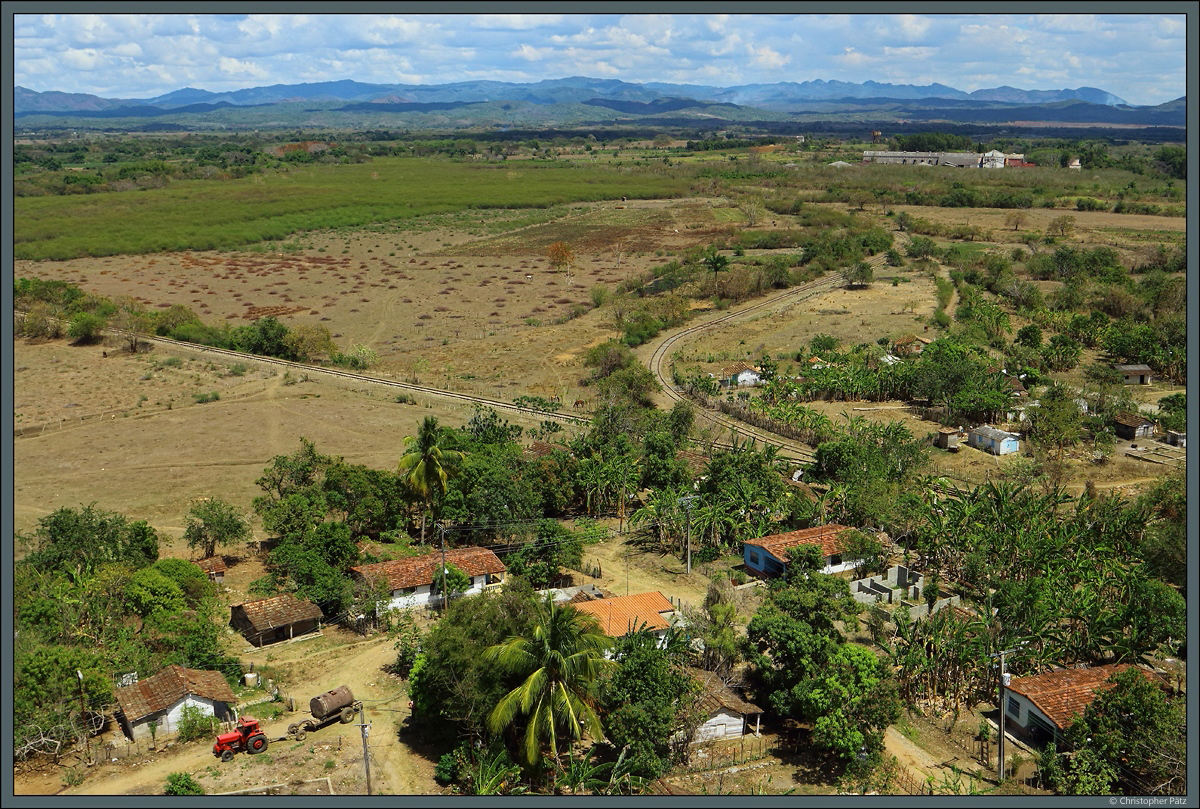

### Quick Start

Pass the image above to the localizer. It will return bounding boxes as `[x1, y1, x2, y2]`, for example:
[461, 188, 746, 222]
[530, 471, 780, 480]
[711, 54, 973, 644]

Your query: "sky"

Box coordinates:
[11, 11, 1190, 107]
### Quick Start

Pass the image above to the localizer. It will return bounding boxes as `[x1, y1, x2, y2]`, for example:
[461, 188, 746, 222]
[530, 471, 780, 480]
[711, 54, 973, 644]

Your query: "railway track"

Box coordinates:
[145, 333, 594, 425]
[646, 271, 855, 465]
[15, 314, 590, 433]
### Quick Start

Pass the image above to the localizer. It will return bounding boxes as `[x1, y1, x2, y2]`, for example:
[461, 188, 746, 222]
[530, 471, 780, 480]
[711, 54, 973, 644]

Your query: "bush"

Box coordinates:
[164, 772, 205, 795]
[176, 704, 220, 743]
[193, 391, 220, 404]
[67, 312, 107, 343]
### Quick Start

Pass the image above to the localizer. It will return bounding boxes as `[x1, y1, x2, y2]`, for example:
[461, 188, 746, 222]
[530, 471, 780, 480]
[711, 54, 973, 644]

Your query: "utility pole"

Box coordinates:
[357, 703, 372, 795]
[990, 648, 1015, 782]
[439, 522, 448, 612]
[76, 670, 91, 765]
[681, 496, 698, 575]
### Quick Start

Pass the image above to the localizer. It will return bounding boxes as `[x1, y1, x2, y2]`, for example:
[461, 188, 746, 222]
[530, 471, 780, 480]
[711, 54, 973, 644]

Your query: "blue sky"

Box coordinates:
[12, 12, 1189, 106]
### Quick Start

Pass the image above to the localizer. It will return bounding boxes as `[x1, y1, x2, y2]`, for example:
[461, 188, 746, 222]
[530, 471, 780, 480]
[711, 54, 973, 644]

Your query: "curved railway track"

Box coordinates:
[642, 251, 910, 466]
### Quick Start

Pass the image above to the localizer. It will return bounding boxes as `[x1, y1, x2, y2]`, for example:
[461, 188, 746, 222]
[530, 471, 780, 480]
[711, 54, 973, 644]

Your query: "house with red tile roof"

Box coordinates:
[350, 546, 506, 611]
[742, 524, 856, 577]
[720, 362, 761, 388]
[195, 556, 227, 584]
[113, 664, 237, 740]
[1004, 664, 1162, 745]
[230, 594, 324, 647]
[568, 591, 679, 645]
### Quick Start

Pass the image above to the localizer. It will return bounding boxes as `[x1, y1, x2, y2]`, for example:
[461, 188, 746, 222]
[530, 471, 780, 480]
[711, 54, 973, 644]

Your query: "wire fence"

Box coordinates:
[673, 735, 771, 774]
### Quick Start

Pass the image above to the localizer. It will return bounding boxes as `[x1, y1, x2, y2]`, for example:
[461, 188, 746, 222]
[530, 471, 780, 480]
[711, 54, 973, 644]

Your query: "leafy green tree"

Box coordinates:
[485, 602, 616, 767]
[408, 580, 541, 742]
[434, 563, 471, 599]
[844, 530, 886, 579]
[21, 504, 160, 577]
[67, 312, 106, 343]
[398, 416, 465, 542]
[150, 558, 214, 607]
[797, 643, 902, 760]
[600, 632, 699, 778]
[183, 497, 251, 559]
[1066, 667, 1185, 795]
[506, 520, 584, 590]
[1027, 383, 1082, 461]
[1015, 324, 1042, 349]
[845, 261, 874, 287]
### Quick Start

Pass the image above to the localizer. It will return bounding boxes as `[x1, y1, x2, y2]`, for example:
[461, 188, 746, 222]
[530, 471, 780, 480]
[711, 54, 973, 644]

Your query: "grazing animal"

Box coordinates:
[573, 399, 586, 410]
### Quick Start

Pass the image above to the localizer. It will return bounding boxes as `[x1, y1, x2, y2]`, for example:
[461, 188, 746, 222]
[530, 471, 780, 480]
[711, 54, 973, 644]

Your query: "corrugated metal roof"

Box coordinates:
[350, 546, 506, 591]
[569, 591, 675, 636]
[114, 664, 236, 722]
[1116, 364, 1153, 373]
[743, 524, 853, 561]
[232, 594, 323, 632]
[1006, 664, 1159, 730]
[971, 425, 1017, 442]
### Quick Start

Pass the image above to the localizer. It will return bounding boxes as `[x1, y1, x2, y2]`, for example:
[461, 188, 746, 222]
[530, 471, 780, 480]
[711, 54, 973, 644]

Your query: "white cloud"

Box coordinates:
[473, 15, 564, 30]
[513, 43, 545, 62]
[749, 44, 789, 71]
[895, 14, 930, 41]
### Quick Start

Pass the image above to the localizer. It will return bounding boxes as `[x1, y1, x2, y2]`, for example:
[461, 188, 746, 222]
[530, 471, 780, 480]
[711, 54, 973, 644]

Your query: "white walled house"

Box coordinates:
[685, 668, 763, 744]
[720, 362, 762, 388]
[350, 546, 506, 611]
[114, 665, 237, 741]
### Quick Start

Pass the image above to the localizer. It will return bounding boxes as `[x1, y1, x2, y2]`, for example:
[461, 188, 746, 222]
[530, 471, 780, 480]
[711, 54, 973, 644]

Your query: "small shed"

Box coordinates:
[934, 426, 963, 451]
[1116, 364, 1153, 385]
[1166, 430, 1186, 448]
[114, 664, 237, 741]
[196, 556, 227, 584]
[968, 425, 1019, 455]
[1112, 411, 1155, 441]
[685, 668, 763, 744]
[231, 594, 324, 647]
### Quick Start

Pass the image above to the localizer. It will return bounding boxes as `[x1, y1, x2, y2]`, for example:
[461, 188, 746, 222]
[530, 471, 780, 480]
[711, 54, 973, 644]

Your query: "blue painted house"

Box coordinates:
[743, 524, 855, 578]
[968, 425, 1020, 455]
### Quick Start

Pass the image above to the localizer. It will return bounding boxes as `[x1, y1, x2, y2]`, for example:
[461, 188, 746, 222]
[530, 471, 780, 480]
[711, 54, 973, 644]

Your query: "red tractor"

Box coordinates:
[213, 716, 270, 762]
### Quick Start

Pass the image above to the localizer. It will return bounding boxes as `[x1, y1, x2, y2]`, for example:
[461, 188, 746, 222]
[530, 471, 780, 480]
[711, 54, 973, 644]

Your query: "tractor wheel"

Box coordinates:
[295, 727, 307, 742]
[220, 749, 234, 763]
[288, 723, 299, 738]
[248, 735, 268, 754]
[339, 707, 356, 724]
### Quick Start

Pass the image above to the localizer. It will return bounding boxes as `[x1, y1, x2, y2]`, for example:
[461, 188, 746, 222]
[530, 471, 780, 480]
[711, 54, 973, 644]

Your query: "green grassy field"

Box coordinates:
[14, 158, 693, 260]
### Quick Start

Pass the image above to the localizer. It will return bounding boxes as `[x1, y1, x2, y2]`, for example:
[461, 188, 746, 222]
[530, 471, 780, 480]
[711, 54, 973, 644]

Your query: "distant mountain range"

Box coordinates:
[14, 77, 1183, 130]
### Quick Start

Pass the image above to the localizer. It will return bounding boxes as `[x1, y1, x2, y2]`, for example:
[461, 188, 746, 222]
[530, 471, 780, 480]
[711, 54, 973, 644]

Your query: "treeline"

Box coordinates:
[14, 277, 371, 368]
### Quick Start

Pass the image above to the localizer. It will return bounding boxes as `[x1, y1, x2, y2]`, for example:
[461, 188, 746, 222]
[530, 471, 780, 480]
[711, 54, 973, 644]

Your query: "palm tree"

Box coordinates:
[485, 602, 616, 767]
[397, 416, 464, 543]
